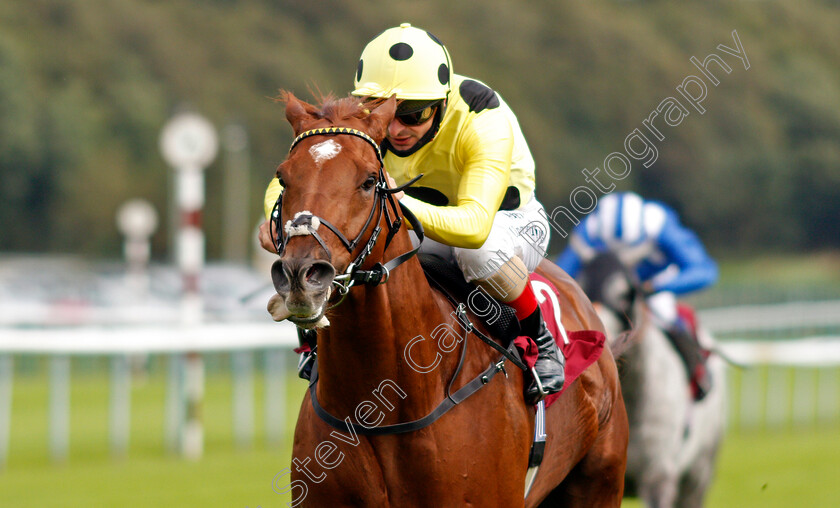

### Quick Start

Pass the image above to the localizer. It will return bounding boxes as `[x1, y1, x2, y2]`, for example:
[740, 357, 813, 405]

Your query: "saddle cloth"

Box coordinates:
[515, 273, 606, 409]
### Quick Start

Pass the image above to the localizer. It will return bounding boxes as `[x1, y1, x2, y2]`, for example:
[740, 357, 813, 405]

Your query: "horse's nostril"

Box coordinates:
[302, 261, 336, 289]
[274, 258, 335, 294]
[271, 260, 290, 293]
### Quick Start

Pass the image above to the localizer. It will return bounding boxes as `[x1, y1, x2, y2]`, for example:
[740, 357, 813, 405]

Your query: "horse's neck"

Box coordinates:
[316, 241, 459, 421]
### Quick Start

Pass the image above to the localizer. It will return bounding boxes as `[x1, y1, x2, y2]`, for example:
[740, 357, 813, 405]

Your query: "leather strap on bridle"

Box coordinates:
[271, 126, 425, 304]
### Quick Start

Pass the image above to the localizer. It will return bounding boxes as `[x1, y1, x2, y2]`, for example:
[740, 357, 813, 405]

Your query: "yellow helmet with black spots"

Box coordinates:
[353, 23, 452, 101]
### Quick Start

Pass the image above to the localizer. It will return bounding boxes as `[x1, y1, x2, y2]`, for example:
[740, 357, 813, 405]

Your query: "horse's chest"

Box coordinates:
[297, 423, 520, 506]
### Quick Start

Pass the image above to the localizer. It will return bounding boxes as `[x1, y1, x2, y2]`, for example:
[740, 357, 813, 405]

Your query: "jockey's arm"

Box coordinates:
[555, 234, 585, 278]
[555, 216, 599, 278]
[652, 217, 718, 295]
[399, 109, 513, 249]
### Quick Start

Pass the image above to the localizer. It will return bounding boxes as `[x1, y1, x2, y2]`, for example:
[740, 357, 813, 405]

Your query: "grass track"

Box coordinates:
[1, 365, 838, 507]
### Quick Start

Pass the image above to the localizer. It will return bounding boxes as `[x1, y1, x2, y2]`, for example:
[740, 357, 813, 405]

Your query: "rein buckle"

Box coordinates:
[454, 303, 474, 332]
[495, 359, 508, 378]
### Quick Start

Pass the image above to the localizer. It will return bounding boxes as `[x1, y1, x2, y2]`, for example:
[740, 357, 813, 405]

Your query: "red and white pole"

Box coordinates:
[177, 164, 205, 325]
[178, 162, 205, 460]
[160, 112, 218, 460]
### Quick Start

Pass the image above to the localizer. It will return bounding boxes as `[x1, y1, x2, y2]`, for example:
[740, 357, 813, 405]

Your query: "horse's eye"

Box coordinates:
[361, 176, 377, 191]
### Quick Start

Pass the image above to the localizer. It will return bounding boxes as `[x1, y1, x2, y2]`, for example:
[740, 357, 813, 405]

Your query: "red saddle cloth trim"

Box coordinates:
[514, 330, 606, 409]
[677, 303, 698, 335]
[513, 273, 606, 409]
[677, 302, 711, 361]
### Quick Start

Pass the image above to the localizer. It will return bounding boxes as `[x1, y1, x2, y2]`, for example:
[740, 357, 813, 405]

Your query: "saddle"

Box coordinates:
[418, 253, 521, 344]
[419, 253, 606, 407]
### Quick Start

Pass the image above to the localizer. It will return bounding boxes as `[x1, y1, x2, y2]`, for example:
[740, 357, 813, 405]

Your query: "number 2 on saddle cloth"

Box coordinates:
[516, 273, 606, 409]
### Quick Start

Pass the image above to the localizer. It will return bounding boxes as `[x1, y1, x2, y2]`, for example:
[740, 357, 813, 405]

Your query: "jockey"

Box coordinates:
[556, 191, 717, 400]
[260, 23, 564, 404]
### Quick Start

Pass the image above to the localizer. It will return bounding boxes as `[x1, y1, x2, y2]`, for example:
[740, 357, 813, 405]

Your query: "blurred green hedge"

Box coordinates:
[1, 0, 838, 258]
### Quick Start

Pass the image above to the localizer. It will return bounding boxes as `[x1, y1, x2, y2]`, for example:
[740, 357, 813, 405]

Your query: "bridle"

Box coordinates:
[270, 126, 424, 308]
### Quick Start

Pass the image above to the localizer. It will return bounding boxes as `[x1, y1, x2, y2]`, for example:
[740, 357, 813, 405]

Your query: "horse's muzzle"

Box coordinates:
[270, 258, 336, 325]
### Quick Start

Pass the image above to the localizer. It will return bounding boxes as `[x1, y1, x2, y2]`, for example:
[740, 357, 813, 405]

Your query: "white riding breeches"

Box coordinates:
[647, 290, 678, 329]
[410, 196, 551, 282]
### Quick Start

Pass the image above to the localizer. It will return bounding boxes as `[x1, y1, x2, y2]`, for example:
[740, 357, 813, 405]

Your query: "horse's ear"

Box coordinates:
[284, 93, 316, 135]
[365, 96, 397, 144]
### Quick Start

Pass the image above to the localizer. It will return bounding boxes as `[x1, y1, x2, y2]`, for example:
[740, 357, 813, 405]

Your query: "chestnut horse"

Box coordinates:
[269, 93, 627, 507]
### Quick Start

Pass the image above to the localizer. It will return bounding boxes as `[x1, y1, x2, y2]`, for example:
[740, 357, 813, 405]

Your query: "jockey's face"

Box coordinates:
[386, 105, 437, 151]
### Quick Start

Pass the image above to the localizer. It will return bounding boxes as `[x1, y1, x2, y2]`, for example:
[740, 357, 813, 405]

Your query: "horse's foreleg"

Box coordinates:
[639, 474, 679, 508]
[673, 442, 721, 508]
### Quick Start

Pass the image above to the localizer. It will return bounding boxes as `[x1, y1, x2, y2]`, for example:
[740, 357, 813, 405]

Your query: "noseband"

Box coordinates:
[270, 126, 424, 305]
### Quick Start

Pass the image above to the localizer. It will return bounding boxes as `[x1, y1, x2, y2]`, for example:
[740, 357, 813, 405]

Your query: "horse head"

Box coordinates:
[268, 92, 397, 328]
[576, 252, 643, 353]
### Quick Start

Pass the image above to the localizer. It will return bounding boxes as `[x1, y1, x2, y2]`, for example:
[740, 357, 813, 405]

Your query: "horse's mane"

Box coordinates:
[276, 89, 385, 124]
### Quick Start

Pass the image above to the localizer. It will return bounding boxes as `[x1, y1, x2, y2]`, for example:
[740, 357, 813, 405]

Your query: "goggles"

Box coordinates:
[395, 100, 441, 126]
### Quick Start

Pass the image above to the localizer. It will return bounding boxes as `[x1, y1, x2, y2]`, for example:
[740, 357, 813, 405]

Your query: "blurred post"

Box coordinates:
[49, 355, 70, 463]
[164, 353, 184, 453]
[222, 123, 250, 263]
[160, 111, 218, 460]
[116, 199, 158, 298]
[264, 348, 286, 446]
[232, 350, 254, 449]
[0, 355, 11, 470]
[109, 354, 131, 458]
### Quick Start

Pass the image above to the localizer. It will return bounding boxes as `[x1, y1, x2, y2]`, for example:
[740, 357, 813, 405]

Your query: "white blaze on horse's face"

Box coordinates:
[308, 139, 342, 167]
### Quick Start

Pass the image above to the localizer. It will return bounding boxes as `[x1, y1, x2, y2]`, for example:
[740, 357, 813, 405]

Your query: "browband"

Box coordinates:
[290, 127, 384, 168]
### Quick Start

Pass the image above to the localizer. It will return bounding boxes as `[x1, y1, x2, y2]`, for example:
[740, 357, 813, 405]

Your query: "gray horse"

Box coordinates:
[576, 253, 726, 508]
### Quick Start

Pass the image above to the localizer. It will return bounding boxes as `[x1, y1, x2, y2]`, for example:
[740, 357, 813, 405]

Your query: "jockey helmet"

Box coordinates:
[353, 23, 452, 103]
[594, 192, 666, 246]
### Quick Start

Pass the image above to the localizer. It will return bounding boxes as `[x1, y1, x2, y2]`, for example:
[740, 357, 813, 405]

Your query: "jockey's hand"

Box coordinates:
[258, 219, 277, 253]
[385, 172, 404, 201]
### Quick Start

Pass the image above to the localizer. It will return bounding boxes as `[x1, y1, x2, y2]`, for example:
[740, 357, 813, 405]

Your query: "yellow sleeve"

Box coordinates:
[402, 110, 513, 249]
[263, 178, 283, 220]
